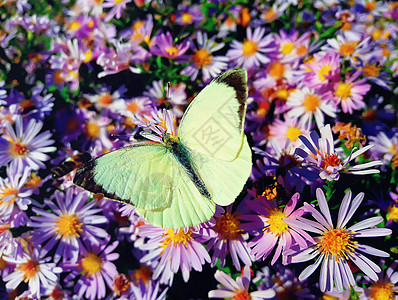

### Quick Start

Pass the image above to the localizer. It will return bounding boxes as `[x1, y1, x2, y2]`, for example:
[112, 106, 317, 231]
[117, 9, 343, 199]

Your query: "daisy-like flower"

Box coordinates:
[130, 279, 168, 300]
[121, 15, 153, 46]
[0, 115, 56, 172]
[0, 217, 21, 258]
[284, 188, 392, 293]
[325, 34, 372, 64]
[0, 163, 32, 219]
[3, 247, 62, 298]
[175, 4, 204, 27]
[359, 260, 398, 299]
[324, 70, 371, 114]
[198, 205, 253, 270]
[0, 81, 7, 104]
[286, 86, 336, 129]
[81, 109, 114, 151]
[102, 0, 132, 21]
[150, 32, 190, 59]
[62, 238, 119, 300]
[137, 224, 211, 286]
[274, 29, 311, 63]
[208, 265, 276, 299]
[227, 27, 275, 70]
[259, 2, 290, 23]
[368, 131, 398, 168]
[240, 193, 314, 265]
[268, 116, 310, 148]
[83, 85, 127, 113]
[29, 188, 108, 263]
[179, 31, 228, 82]
[296, 124, 382, 181]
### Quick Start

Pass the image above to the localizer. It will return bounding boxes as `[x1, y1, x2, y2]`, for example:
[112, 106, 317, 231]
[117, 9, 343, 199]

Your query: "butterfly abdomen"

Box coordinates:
[164, 134, 211, 200]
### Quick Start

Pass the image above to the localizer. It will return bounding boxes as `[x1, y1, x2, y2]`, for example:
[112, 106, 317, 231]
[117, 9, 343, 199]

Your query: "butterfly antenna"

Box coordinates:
[166, 82, 171, 102]
[110, 133, 135, 141]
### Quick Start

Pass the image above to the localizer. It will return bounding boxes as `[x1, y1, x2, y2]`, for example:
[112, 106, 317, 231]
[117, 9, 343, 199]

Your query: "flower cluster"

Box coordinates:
[0, 1, 397, 299]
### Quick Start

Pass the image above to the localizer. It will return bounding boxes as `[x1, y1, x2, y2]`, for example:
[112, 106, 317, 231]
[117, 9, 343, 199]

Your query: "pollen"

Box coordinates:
[0, 186, 17, 204]
[303, 94, 320, 112]
[242, 40, 258, 56]
[53, 70, 65, 84]
[162, 228, 192, 249]
[392, 153, 398, 170]
[9, 141, 28, 157]
[181, 12, 193, 24]
[113, 274, 131, 296]
[55, 214, 83, 238]
[317, 228, 356, 261]
[369, 281, 395, 300]
[268, 62, 285, 79]
[213, 213, 242, 240]
[98, 92, 114, 106]
[335, 83, 352, 99]
[286, 126, 301, 142]
[387, 204, 398, 222]
[80, 252, 102, 275]
[318, 65, 331, 81]
[127, 102, 140, 113]
[192, 48, 212, 68]
[233, 290, 250, 300]
[363, 63, 381, 77]
[321, 153, 342, 170]
[265, 209, 288, 235]
[263, 8, 277, 22]
[281, 42, 294, 55]
[26, 173, 42, 188]
[165, 46, 179, 58]
[68, 20, 81, 31]
[339, 42, 358, 56]
[18, 260, 39, 282]
[85, 121, 100, 140]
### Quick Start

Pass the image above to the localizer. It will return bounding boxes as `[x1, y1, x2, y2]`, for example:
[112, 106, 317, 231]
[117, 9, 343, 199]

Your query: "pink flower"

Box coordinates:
[150, 32, 190, 59]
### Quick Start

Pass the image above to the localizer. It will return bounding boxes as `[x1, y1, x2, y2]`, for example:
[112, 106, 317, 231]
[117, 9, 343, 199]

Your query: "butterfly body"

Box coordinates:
[74, 69, 252, 229]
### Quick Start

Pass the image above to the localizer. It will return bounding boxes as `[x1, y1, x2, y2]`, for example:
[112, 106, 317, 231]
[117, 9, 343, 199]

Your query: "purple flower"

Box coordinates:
[208, 265, 276, 299]
[62, 238, 119, 300]
[150, 32, 190, 59]
[0, 115, 56, 172]
[30, 188, 108, 263]
[137, 224, 211, 286]
[284, 188, 392, 292]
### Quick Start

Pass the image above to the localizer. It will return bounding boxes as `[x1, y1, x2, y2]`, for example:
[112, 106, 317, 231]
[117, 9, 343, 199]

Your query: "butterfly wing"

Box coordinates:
[74, 142, 215, 228]
[177, 69, 248, 162]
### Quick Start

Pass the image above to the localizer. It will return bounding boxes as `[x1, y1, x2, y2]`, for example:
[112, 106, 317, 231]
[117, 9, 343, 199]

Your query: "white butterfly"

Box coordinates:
[74, 69, 252, 228]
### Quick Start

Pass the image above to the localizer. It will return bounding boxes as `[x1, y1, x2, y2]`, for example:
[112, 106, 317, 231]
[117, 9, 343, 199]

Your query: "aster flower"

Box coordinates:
[130, 279, 168, 300]
[227, 27, 275, 70]
[0, 217, 22, 258]
[179, 31, 228, 82]
[103, 0, 132, 21]
[120, 15, 153, 46]
[274, 30, 311, 63]
[208, 265, 276, 299]
[198, 205, 253, 270]
[138, 224, 211, 286]
[175, 4, 204, 27]
[324, 70, 371, 114]
[83, 85, 127, 113]
[29, 188, 108, 263]
[268, 116, 310, 148]
[62, 238, 119, 300]
[368, 131, 398, 169]
[80, 109, 114, 151]
[359, 260, 398, 299]
[240, 193, 314, 265]
[0, 115, 56, 172]
[150, 32, 190, 59]
[325, 34, 372, 64]
[296, 124, 382, 181]
[284, 188, 392, 293]
[286, 87, 336, 130]
[3, 247, 62, 298]
[0, 163, 32, 219]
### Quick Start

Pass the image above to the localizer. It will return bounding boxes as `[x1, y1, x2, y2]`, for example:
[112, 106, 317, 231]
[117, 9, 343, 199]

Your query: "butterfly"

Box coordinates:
[74, 69, 252, 229]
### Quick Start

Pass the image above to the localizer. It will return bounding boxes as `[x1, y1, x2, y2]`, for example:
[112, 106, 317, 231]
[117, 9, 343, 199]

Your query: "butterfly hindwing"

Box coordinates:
[177, 69, 248, 162]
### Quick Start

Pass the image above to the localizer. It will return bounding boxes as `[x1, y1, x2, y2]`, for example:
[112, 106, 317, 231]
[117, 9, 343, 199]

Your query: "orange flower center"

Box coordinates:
[0, 186, 18, 205]
[85, 121, 100, 140]
[339, 42, 358, 56]
[242, 40, 258, 56]
[18, 260, 39, 282]
[9, 141, 28, 156]
[192, 48, 212, 68]
[268, 62, 285, 79]
[127, 102, 140, 113]
[369, 281, 395, 300]
[303, 94, 320, 112]
[321, 153, 342, 169]
[181, 13, 193, 24]
[80, 252, 102, 276]
[363, 63, 381, 77]
[233, 290, 250, 300]
[213, 213, 242, 240]
[55, 214, 83, 238]
[98, 93, 114, 106]
[130, 265, 152, 285]
[113, 274, 131, 296]
[317, 228, 356, 261]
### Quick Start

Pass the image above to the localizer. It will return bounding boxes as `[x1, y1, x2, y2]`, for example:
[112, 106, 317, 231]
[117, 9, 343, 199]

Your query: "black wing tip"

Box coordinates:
[213, 69, 248, 104]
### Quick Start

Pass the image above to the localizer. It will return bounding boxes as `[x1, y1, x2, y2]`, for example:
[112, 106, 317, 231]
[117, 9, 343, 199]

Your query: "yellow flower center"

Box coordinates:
[339, 42, 358, 56]
[9, 141, 28, 157]
[321, 153, 342, 170]
[335, 83, 352, 99]
[162, 228, 192, 250]
[233, 290, 250, 300]
[303, 94, 320, 112]
[265, 209, 288, 235]
[372, 28, 382, 40]
[281, 42, 294, 55]
[26, 173, 42, 188]
[317, 228, 356, 261]
[18, 260, 39, 282]
[286, 126, 301, 142]
[132, 20, 145, 31]
[213, 213, 242, 240]
[392, 153, 398, 170]
[165, 46, 179, 58]
[242, 40, 258, 57]
[114, 0, 125, 4]
[365, 0, 376, 11]
[98, 93, 114, 106]
[363, 63, 381, 77]
[85, 121, 100, 140]
[269, 62, 285, 79]
[83, 50, 93, 63]
[55, 214, 82, 238]
[68, 20, 81, 31]
[387, 204, 398, 222]
[81, 252, 102, 276]
[276, 88, 290, 100]
[127, 102, 139, 113]
[181, 12, 193, 24]
[318, 65, 331, 81]
[369, 281, 394, 300]
[192, 48, 212, 68]
[0, 186, 17, 205]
